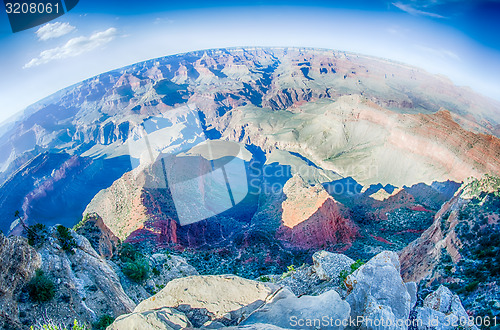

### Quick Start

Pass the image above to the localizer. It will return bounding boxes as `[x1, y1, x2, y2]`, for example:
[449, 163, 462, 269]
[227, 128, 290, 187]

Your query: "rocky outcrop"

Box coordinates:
[242, 287, 350, 329]
[399, 175, 500, 283]
[277, 175, 359, 250]
[108, 307, 191, 330]
[109, 250, 423, 329]
[0, 234, 41, 329]
[113, 252, 199, 304]
[345, 251, 412, 329]
[17, 226, 135, 327]
[75, 212, 120, 259]
[134, 275, 278, 325]
[312, 250, 355, 282]
[415, 285, 477, 330]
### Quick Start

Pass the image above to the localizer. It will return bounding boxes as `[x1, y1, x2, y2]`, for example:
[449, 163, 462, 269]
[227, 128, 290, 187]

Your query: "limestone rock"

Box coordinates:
[415, 285, 477, 330]
[274, 264, 321, 297]
[345, 251, 411, 329]
[145, 253, 199, 293]
[135, 275, 279, 327]
[312, 250, 355, 282]
[0, 233, 41, 329]
[107, 307, 191, 330]
[242, 287, 350, 329]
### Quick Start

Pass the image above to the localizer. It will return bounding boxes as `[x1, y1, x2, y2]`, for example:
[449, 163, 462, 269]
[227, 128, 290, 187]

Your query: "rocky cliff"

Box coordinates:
[0, 233, 41, 329]
[400, 175, 500, 319]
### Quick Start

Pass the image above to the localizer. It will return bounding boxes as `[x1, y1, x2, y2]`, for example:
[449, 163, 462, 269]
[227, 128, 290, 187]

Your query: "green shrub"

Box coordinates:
[122, 258, 150, 283]
[26, 223, 49, 247]
[27, 269, 55, 302]
[30, 319, 87, 330]
[56, 225, 77, 253]
[258, 275, 271, 282]
[152, 267, 161, 276]
[93, 315, 114, 330]
[465, 280, 480, 293]
[119, 243, 142, 263]
[339, 259, 365, 289]
[280, 264, 296, 279]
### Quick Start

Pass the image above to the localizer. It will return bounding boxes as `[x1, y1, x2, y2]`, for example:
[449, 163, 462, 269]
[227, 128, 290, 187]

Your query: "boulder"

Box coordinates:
[134, 275, 279, 327]
[274, 264, 323, 296]
[312, 250, 355, 282]
[415, 285, 477, 330]
[362, 296, 399, 330]
[107, 307, 191, 330]
[242, 287, 350, 329]
[345, 251, 411, 329]
[145, 253, 199, 293]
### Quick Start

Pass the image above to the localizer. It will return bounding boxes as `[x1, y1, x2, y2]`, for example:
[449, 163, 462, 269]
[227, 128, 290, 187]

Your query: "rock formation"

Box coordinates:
[17, 226, 135, 327]
[0, 234, 41, 329]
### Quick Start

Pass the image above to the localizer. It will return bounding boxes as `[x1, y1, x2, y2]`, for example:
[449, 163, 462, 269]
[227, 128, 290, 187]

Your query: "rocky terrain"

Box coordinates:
[0, 219, 480, 329]
[400, 174, 500, 320]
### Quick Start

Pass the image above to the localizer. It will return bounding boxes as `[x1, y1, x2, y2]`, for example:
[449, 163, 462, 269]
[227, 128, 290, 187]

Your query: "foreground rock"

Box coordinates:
[272, 250, 355, 297]
[134, 275, 279, 327]
[108, 307, 191, 330]
[345, 251, 412, 329]
[242, 287, 350, 329]
[312, 250, 355, 283]
[415, 285, 477, 330]
[110, 250, 424, 329]
[0, 234, 41, 329]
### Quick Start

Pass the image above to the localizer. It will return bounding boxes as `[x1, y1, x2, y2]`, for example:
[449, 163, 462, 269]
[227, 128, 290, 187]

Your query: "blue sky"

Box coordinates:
[0, 0, 499, 124]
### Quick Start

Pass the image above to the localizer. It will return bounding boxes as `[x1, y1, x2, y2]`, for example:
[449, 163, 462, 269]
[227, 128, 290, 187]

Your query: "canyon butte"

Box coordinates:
[0, 47, 499, 329]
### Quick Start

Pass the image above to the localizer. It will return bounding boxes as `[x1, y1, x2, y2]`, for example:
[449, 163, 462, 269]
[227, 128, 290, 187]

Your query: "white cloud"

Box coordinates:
[392, 2, 446, 18]
[36, 22, 76, 41]
[24, 28, 118, 68]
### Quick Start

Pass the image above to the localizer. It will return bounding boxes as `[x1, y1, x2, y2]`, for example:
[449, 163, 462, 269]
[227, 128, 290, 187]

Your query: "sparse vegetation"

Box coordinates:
[118, 243, 143, 263]
[257, 275, 271, 282]
[93, 315, 114, 330]
[339, 259, 365, 289]
[152, 267, 161, 276]
[30, 319, 87, 330]
[122, 258, 150, 283]
[26, 223, 49, 248]
[118, 243, 150, 282]
[56, 225, 77, 254]
[27, 269, 55, 303]
[72, 213, 90, 231]
[280, 264, 296, 279]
